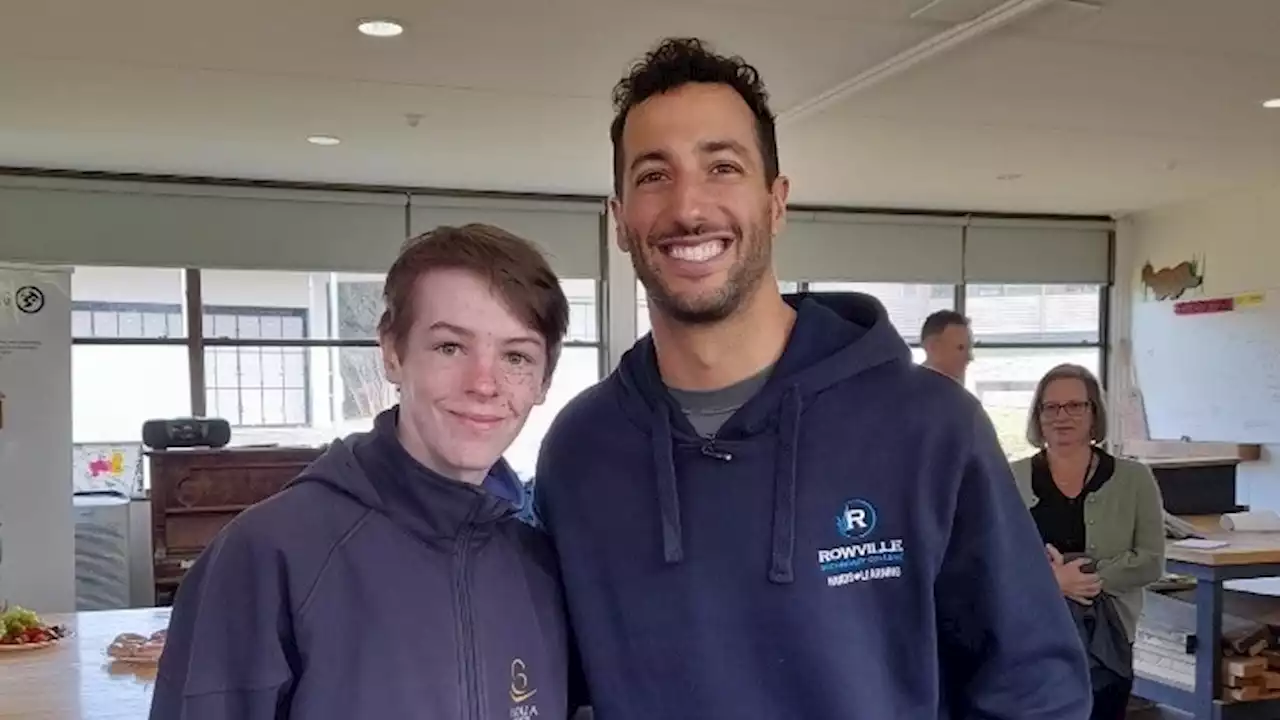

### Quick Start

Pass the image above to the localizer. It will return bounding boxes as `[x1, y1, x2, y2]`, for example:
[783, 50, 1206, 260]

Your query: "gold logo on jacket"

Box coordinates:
[510, 658, 538, 704]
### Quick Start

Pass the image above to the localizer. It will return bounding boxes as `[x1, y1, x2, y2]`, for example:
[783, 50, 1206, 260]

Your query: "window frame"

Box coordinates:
[71, 269, 604, 420]
[959, 283, 1109, 389]
[790, 280, 1109, 460]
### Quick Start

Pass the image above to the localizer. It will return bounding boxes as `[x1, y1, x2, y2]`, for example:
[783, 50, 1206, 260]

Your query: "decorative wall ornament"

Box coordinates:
[1140, 255, 1204, 301]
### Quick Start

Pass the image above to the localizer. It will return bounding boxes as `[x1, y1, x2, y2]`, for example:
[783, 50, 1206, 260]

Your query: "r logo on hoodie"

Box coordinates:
[819, 498, 906, 588]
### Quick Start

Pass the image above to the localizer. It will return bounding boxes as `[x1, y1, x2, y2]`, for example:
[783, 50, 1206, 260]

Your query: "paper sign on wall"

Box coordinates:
[0, 265, 75, 613]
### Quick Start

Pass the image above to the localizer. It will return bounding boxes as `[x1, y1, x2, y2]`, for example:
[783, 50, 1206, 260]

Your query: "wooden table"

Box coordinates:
[1134, 531, 1280, 719]
[0, 607, 171, 719]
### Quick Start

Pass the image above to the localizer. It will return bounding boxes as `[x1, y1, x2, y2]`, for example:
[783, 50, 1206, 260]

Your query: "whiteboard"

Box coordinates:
[1132, 295, 1280, 443]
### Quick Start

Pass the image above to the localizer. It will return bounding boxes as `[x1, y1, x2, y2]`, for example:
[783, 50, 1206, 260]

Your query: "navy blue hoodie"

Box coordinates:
[151, 408, 578, 720]
[535, 293, 1091, 720]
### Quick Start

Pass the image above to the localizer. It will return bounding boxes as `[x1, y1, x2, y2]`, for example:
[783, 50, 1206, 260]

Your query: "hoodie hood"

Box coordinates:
[616, 292, 912, 583]
[289, 407, 529, 543]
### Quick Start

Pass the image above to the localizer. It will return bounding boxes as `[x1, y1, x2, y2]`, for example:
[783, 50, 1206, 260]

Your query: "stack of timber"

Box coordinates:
[1135, 587, 1280, 701]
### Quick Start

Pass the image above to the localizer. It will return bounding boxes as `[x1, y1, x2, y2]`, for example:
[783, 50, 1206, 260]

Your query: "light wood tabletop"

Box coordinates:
[1166, 532, 1280, 567]
[0, 607, 171, 719]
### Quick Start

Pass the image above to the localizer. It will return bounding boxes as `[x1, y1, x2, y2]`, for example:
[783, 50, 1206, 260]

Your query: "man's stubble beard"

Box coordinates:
[628, 212, 774, 327]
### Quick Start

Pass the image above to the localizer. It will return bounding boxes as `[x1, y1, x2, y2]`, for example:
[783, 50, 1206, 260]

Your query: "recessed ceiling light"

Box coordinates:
[1263, 98, 1280, 109]
[357, 19, 404, 37]
[306, 135, 341, 146]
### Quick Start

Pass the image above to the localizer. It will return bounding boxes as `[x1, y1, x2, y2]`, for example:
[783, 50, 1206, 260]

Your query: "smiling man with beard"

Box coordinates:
[533, 37, 1091, 720]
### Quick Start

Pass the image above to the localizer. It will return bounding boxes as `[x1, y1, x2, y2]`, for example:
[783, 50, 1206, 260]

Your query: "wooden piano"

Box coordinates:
[147, 446, 325, 606]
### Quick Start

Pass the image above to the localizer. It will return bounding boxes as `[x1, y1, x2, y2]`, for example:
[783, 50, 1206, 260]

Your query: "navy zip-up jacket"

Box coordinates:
[535, 292, 1091, 719]
[150, 407, 578, 720]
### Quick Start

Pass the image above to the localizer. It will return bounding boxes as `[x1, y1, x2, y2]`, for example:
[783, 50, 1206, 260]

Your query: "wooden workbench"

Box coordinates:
[1135, 531, 1280, 719]
[0, 607, 170, 719]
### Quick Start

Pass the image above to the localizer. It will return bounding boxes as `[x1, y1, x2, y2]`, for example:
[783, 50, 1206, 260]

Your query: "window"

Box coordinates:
[203, 307, 310, 428]
[965, 284, 1101, 345]
[198, 270, 385, 445]
[504, 346, 602, 481]
[72, 266, 187, 340]
[563, 279, 598, 343]
[807, 282, 955, 344]
[71, 267, 191, 447]
[72, 345, 191, 444]
[968, 347, 1103, 461]
[965, 284, 1105, 460]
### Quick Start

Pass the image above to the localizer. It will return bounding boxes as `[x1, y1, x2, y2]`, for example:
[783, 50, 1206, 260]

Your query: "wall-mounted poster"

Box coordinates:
[73, 443, 144, 496]
[0, 264, 74, 613]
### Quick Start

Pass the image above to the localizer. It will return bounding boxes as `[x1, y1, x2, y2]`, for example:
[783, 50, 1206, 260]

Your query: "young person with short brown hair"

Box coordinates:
[152, 223, 584, 720]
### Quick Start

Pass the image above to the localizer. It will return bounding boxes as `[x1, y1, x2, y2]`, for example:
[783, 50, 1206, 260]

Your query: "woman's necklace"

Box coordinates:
[1050, 451, 1094, 500]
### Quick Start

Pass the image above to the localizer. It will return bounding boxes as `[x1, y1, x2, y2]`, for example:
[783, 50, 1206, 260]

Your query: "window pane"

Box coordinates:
[212, 345, 599, 480]
[216, 389, 242, 424]
[117, 311, 143, 338]
[141, 312, 170, 338]
[261, 389, 286, 425]
[967, 347, 1102, 461]
[211, 314, 237, 338]
[92, 311, 118, 337]
[240, 387, 264, 427]
[212, 348, 238, 387]
[71, 310, 93, 337]
[807, 282, 954, 344]
[223, 347, 380, 445]
[284, 389, 308, 425]
[71, 266, 186, 339]
[339, 346, 396, 422]
[334, 273, 386, 341]
[505, 346, 602, 481]
[261, 349, 285, 388]
[966, 284, 1102, 344]
[237, 314, 261, 340]
[202, 270, 369, 341]
[73, 346, 191, 444]
[562, 279, 598, 343]
[283, 349, 307, 388]
[238, 350, 263, 387]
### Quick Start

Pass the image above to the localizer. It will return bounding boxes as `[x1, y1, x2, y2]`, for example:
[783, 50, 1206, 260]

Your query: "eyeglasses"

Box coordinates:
[1039, 400, 1091, 418]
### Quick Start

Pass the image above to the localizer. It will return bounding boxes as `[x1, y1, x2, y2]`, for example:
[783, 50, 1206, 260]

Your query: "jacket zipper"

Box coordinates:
[454, 522, 480, 720]
[701, 436, 733, 461]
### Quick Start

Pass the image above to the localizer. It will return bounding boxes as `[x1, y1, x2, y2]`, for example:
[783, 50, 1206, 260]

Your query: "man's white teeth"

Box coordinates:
[667, 240, 726, 262]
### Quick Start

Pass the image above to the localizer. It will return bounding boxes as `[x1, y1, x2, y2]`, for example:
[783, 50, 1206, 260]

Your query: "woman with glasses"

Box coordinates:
[1010, 363, 1165, 720]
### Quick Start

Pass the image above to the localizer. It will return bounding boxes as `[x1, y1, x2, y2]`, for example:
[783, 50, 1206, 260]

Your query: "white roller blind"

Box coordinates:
[777, 212, 965, 283]
[0, 176, 411, 272]
[963, 218, 1112, 283]
[410, 195, 603, 278]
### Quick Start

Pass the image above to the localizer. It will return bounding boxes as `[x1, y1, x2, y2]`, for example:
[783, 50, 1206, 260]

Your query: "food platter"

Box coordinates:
[0, 637, 62, 652]
[0, 603, 71, 652]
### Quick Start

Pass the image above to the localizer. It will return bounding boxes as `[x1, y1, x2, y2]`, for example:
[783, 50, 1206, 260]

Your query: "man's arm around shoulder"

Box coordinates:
[935, 405, 1091, 719]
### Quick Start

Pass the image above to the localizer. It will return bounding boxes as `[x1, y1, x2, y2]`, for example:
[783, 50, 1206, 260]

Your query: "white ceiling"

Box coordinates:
[1, 0, 1278, 216]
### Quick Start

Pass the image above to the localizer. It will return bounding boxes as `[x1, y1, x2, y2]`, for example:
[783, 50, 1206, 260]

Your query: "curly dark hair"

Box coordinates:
[609, 37, 780, 196]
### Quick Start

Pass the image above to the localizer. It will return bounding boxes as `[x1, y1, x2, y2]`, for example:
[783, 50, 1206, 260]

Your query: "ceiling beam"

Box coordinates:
[776, 0, 1058, 126]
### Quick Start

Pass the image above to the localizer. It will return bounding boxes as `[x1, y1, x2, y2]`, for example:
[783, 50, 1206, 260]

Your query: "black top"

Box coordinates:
[1029, 448, 1116, 555]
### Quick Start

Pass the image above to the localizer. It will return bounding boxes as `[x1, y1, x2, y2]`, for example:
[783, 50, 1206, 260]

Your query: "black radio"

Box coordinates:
[141, 417, 232, 450]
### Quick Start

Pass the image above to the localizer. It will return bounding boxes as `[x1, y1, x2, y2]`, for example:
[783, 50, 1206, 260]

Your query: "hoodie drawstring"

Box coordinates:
[651, 388, 803, 582]
[769, 387, 802, 584]
[653, 410, 684, 564]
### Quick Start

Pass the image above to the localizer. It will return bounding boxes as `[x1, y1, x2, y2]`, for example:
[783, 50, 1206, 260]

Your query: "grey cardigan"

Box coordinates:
[1010, 451, 1166, 643]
